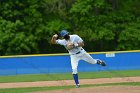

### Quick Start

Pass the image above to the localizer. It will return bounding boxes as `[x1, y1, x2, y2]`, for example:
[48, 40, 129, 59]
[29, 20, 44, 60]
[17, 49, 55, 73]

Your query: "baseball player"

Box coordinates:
[51, 30, 106, 88]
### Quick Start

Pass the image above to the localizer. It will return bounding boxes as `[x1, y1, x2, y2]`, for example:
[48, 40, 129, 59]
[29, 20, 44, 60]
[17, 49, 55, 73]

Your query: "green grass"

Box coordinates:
[0, 70, 140, 83]
[0, 82, 140, 93]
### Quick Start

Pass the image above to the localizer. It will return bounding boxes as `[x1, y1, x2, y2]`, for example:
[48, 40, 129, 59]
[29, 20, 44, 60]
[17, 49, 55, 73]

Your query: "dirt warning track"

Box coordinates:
[0, 76, 140, 89]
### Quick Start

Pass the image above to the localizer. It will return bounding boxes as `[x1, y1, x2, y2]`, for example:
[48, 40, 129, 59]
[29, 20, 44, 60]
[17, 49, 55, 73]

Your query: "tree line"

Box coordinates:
[0, 0, 140, 55]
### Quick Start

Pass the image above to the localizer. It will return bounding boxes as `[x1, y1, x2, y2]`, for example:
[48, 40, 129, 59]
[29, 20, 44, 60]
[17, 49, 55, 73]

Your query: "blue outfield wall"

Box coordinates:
[0, 50, 140, 76]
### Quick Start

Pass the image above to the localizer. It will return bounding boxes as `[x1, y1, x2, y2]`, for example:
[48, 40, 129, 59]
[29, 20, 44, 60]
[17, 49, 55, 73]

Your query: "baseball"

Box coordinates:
[53, 34, 58, 38]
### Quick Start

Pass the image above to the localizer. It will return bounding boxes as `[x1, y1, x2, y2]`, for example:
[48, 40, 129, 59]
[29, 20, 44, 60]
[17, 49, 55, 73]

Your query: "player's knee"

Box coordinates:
[89, 59, 97, 64]
[72, 69, 78, 74]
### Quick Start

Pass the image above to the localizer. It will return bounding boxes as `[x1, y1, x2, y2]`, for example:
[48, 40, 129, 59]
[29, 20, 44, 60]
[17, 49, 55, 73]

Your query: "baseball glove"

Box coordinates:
[67, 42, 74, 50]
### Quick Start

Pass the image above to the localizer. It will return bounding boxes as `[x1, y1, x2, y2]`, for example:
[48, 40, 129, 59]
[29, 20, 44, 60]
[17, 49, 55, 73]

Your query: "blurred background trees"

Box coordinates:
[0, 0, 140, 55]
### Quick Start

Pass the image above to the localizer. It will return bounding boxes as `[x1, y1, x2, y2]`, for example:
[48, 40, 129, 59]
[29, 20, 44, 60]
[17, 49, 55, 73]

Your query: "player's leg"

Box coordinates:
[81, 52, 106, 66]
[70, 55, 80, 88]
[81, 52, 97, 64]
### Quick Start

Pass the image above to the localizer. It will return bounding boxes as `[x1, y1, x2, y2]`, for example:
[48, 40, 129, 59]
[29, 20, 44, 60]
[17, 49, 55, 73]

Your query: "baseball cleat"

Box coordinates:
[97, 60, 106, 66]
[75, 84, 80, 88]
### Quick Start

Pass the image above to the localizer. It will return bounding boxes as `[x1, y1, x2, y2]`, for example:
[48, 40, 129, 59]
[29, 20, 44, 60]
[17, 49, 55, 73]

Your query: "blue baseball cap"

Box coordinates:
[60, 30, 69, 37]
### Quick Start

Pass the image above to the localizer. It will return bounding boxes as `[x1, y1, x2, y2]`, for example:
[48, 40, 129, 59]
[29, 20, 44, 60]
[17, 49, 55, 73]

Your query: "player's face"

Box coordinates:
[64, 34, 70, 40]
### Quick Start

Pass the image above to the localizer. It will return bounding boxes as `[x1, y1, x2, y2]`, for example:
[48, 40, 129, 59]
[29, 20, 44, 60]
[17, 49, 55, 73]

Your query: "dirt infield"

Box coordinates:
[0, 76, 140, 89]
[29, 86, 140, 93]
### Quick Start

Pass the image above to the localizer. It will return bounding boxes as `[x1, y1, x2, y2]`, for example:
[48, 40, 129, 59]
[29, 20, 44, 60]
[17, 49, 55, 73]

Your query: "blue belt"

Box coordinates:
[72, 49, 83, 55]
[76, 51, 81, 54]
[71, 51, 81, 55]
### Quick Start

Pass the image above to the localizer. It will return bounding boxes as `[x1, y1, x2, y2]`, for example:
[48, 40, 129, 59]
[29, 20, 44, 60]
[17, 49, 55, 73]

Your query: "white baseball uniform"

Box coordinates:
[56, 34, 97, 74]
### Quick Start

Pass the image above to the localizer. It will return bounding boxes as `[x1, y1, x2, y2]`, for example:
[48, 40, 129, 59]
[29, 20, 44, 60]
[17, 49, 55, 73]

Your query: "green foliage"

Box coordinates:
[117, 19, 140, 50]
[0, 18, 37, 55]
[0, 0, 140, 55]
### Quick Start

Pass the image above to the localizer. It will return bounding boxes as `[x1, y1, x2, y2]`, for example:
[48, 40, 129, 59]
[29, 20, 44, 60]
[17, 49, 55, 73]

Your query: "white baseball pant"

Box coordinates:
[70, 51, 97, 74]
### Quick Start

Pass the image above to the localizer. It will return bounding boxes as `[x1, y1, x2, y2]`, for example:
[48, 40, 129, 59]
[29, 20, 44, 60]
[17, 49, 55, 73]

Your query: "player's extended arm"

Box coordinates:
[51, 34, 58, 44]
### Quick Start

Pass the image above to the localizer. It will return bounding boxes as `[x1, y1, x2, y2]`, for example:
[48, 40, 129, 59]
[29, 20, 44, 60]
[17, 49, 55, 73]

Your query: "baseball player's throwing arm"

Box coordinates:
[51, 34, 58, 44]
